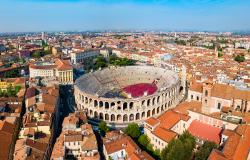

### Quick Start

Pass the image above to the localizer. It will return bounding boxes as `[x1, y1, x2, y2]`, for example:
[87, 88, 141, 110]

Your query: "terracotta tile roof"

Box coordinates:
[189, 81, 203, 93]
[174, 101, 202, 115]
[81, 134, 98, 151]
[63, 113, 79, 126]
[104, 135, 154, 160]
[0, 120, 15, 134]
[14, 139, 47, 160]
[64, 131, 83, 142]
[188, 120, 222, 144]
[51, 134, 65, 159]
[157, 110, 190, 129]
[145, 117, 159, 127]
[208, 149, 227, 160]
[55, 58, 73, 70]
[0, 120, 15, 160]
[211, 84, 235, 100]
[25, 86, 36, 99]
[152, 127, 177, 143]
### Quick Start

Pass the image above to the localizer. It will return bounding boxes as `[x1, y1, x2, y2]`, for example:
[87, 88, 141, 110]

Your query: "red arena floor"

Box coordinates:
[122, 83, 157, 98]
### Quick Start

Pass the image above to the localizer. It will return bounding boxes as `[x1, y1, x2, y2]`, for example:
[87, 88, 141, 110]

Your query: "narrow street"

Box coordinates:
[55, 85, 75, 137]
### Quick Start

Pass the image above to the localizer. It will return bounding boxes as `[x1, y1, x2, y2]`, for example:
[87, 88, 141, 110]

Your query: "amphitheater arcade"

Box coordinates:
[74, 66, 183, 127]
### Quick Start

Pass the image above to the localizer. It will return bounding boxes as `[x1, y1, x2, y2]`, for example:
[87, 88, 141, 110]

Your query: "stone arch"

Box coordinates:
[141, 112, 145, 118]
[123, 114, 128, 122]
[94, 111, 98, 118]
[111, 114, 115, 122]
[142, 100, 145, 106]
[152, 97, 156, 105]
[123, 102, 128, 110]
[147, 110, 151, 117]
[89, 98, 92, 104]
[89, 109, 93, 116]
[161, 105, 164, 111]
[129, 114, 134, 121]
[99, 101, 103, 108]
[111, 102, 115, 108]
[117, 114, 122, 121]
[85, 97, 88, 104]
[81, 95, 84, 102]
[152, 108, 156, 116]
[105, 102, 109, 109]
[129, 102, 134, 109]
[94, 100, 98, 107]
[99, 113, 104, 120]
[157, 107, 160, 114]
[136, 113, 140, 120]
[157, 96, 160, 103]
[105, 114, 109, 120]
[147, 99, 151, 106]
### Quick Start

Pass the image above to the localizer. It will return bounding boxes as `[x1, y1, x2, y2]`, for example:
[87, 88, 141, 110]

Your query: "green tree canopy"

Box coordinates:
[124, 123, 141, 139]
[195, 141, 217, 160]
[234, 55, 245, 63]
[160, 131, 196, 160]
[32, 51, 42, 58]
[95, 55, 107, 69]
[98, 121, 109, 136]
[138, 134, 150, 148]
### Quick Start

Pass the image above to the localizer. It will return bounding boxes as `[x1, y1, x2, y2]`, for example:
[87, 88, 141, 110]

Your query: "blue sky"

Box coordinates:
[0, 0, 250, 32]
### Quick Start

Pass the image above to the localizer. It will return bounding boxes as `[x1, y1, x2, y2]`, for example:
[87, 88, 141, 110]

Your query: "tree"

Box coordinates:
[0, 89, 3, 97]
[195, 141, 217, 160]
[179, 131, 196, 159]
[161, 139, 185, 160]
[218, 52, 223, 58]
[32, 51, 42, 58]
[95, 55, 107, 69]
[234, 55, 245, 63]
[125, 123, 141, 139]
[138, 134, 150, 148]
[98, 121, 109, 136]
[14, 85, 21, 94]
[160, 131, 195, 160]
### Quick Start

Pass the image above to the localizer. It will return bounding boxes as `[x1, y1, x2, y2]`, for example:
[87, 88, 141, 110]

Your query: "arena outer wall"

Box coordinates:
[74, 66, 183, 128]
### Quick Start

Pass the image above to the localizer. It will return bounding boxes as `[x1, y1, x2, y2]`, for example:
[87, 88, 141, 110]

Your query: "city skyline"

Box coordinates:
[1, 0, 250, 33]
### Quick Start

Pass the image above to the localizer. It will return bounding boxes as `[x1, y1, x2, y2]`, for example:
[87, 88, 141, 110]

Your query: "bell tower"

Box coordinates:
[201, 81, 213, 114]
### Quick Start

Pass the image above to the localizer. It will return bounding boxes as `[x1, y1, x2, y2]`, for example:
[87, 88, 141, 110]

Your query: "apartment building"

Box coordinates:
[70, 49, 99, 64]
[29, 59, 73, 85]
[51, 112, 99, 160]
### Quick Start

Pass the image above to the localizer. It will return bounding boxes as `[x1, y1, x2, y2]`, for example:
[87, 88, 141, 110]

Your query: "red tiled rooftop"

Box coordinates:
[188, 120, 222, 144]
[152, 127, 177, 143]
[145, 117, 159, 127]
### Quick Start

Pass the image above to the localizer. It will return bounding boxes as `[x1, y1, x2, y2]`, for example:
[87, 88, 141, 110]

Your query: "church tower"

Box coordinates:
[201, 81, 213, 114]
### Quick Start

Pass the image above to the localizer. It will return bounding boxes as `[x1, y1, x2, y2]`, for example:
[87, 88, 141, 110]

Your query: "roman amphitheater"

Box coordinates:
[74, 65, 184, 127]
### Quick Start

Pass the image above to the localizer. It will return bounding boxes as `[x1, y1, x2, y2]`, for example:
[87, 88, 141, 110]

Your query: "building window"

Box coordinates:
[205, 99, 207, 104]
[196, 96, 199, 101]
[191, 95, 193, 99]
[217, 103, 221, 109]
